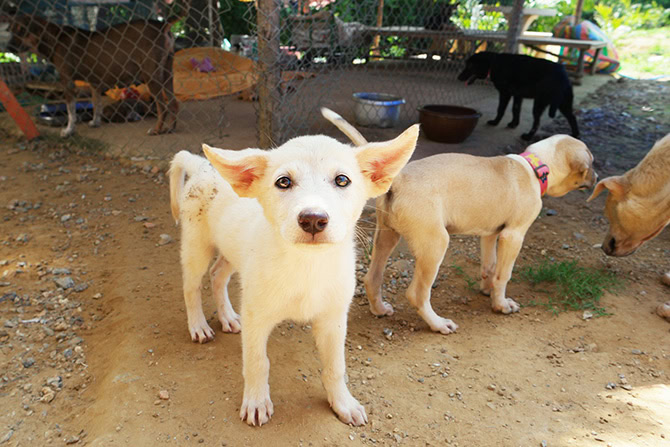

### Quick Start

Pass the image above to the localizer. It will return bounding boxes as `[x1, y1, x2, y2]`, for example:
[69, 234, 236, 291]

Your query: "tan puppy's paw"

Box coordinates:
[370, 300, 394, 317]
[493, 298, 520, 314]
[240, 395, 274, 426]
[188, 316, 215, 343]
[428, 317, 459, 335]
[661, 272, 670, 287]
[219, 310, 241, 333]
[331, 394, 367, 426]
[657, 301, 670, 321]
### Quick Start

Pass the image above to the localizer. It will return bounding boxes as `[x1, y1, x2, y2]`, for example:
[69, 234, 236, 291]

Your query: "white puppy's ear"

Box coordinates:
[587, 175, 629, 202]
[202, 144, 268, 198]
[356, 124, 419, 197]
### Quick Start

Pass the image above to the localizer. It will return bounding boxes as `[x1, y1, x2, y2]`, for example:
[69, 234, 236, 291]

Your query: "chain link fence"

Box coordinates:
[0, 0, 522, 159]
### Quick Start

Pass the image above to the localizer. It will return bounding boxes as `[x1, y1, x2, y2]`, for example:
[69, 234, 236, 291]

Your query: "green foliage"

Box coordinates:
[450, 264, 479, 291]
[452, 0, 507, 30]
[594, 0, 670, 33]
[219, 0, 256, 38]
[0, 52, 20, 63]
[519, 259, 622, 316]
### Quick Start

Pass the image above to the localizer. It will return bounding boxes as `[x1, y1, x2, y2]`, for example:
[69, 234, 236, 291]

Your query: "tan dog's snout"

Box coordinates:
[298, 209, 329, 235]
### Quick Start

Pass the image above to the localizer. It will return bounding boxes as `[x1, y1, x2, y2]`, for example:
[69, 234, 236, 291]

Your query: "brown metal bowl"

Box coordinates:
[418, 105, 481, 144]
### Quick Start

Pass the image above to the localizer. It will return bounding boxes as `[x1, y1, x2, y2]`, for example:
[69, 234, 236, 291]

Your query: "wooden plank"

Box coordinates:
[0, 79, 40, 140]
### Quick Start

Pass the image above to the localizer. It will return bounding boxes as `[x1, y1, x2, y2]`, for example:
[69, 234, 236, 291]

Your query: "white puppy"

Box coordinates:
[169, 112, 419, 426]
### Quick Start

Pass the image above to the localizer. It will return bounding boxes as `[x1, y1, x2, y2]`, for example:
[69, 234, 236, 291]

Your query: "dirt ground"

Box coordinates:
[0, 78, 669, 447]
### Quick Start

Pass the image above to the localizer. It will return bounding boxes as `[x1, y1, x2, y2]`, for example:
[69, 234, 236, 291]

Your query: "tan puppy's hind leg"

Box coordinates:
[210, 256, 241, 333]
[364, 223, 401, 316]
[489, 230, 523, 314]
[406, 228, 458, 334]
[480, 234, 498, 296]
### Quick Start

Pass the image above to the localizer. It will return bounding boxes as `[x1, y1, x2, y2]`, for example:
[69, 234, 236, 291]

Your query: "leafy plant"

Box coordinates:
[520, 260, 622, 316]
[450, 264, 479, 291]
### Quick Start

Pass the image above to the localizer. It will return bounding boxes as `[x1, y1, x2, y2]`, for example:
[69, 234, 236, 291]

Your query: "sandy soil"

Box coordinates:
[0, 79, 668, 447]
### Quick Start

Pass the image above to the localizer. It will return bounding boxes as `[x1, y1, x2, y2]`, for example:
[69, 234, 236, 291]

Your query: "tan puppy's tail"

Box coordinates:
[321, 108, 368, 147]
[169, 150, 203, 225]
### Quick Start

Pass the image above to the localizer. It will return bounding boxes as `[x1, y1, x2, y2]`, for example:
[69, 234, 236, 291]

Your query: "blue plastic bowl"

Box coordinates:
[352, 92, 405, 128]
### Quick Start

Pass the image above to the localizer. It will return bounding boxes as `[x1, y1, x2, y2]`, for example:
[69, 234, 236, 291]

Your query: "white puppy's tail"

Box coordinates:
[169, 150, 205, 225]
[321, 108, 368, 147]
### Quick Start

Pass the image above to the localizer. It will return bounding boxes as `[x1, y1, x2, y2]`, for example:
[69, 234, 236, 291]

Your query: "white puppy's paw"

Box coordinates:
[219, 310, 241, 333]
[60, 127, 74, 138]
[188, 317, 215, 343]
[370, 300, 394, 317]
[88, 119, 101, 128]
[429, 317, 458, 335]
[240, 395, 274, 426]
[656, 301, 670, 321]
[331, 395, 367, 426]
[493, 298, 520, 314]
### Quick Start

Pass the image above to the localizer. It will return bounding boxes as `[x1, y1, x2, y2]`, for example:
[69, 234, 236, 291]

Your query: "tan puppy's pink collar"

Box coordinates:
[519, 152, 549, 196]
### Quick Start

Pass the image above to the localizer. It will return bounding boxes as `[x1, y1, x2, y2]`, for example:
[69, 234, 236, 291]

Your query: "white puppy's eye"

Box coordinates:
[335, 174, 351, 187]
[275, 176, 292, 189]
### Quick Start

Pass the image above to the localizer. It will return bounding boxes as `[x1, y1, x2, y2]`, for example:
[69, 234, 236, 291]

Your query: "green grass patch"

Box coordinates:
[519, 260, 623, 317]
[450, 264, 479, 292]
[615, 27, 670, 78]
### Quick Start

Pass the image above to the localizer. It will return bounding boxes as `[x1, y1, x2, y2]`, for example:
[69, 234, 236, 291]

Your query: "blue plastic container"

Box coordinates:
[352, 92, 405, 128]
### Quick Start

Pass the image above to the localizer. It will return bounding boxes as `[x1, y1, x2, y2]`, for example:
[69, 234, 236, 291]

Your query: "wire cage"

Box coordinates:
[0, 0, 526, 159]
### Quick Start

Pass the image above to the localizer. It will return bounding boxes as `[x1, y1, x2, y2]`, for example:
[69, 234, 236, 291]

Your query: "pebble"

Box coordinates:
[74, 283, 88, 292]
[52, 268, 71, 275]
[134, 215, 149, 222]
[54, 277, 75, 289]
[158, 234, 173, 246]
[158, 390, 170, 400]
[631, 349, 642, 355]
[605, 382, 617, 390]
[545, 209, 557, 216]
[582, 311, 593, 320]
[92, 293, 103, 300]
[0, 429, 13, 444]
[23, 357, 35, 368]
[573, 232, 587, 242]
[60, 214, 71, 222]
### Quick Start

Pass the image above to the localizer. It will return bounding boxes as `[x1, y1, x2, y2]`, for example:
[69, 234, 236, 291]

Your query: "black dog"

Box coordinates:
[458, 51, 579, 141]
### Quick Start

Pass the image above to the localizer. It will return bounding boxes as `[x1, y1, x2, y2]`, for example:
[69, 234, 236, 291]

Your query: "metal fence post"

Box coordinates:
[505, 0, 524, 54]
[257, 0, 281, 148]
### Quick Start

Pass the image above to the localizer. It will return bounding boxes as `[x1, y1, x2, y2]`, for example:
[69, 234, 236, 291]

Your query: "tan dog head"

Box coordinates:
[587, 134, 670, 256]
[202, 123, 418, 247]
[528, 135, 598, 197]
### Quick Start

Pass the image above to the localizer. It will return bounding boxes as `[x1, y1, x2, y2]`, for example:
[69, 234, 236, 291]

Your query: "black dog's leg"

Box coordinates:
[507, 96, 522, 128]
[521, 100, 548, 141]
[559, 101, 580, 139]
[488, 91, 511, 126]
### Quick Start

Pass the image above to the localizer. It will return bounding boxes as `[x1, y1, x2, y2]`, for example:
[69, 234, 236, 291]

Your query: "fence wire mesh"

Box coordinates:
[0, 0, 520, 159]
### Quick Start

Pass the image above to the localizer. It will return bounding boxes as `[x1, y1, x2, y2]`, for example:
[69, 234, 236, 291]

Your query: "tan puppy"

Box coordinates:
[588, 133, 670, 321]
[323, 111, 597, 332]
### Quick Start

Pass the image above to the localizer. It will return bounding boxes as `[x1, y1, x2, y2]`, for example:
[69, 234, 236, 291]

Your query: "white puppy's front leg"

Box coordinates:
[313, 313, 367, 426]
[240, 309, 276, 426]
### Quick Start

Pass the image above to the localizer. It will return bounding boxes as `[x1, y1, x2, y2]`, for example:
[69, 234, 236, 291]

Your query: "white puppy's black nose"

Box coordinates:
[298, 211, 329, 235]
